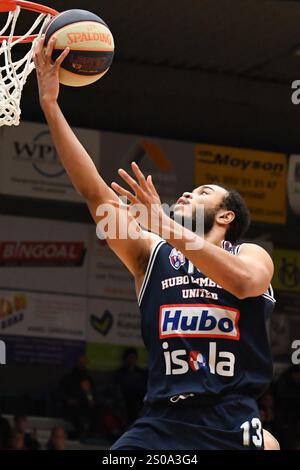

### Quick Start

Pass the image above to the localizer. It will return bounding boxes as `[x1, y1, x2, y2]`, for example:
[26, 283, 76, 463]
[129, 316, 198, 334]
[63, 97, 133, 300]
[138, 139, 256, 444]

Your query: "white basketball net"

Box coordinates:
[0, 6, 53, 126]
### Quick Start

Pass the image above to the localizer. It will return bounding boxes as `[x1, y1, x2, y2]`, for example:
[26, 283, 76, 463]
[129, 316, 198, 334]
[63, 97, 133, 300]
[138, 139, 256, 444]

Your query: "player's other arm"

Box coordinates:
[109, 163, 274, 299]
[168, 231, 274, 299]
[33, 37, 154, 278]
[263, 429, 280, 450]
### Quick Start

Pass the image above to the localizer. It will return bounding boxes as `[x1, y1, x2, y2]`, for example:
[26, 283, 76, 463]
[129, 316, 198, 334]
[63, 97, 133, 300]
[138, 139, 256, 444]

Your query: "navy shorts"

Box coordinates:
[110, 394, 264, 450]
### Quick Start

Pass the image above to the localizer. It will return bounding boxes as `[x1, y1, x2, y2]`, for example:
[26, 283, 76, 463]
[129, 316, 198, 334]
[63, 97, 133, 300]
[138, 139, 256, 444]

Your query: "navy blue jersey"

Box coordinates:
[138, 240, 275, 404]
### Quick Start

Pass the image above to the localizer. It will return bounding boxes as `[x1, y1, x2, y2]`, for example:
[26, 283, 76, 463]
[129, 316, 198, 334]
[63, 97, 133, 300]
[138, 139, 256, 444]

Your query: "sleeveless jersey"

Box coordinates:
[138, 240, 275, 404]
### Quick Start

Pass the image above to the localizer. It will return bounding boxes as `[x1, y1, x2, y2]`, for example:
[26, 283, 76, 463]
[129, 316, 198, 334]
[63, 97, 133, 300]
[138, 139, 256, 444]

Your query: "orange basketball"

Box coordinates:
[44, 9, 114, 87]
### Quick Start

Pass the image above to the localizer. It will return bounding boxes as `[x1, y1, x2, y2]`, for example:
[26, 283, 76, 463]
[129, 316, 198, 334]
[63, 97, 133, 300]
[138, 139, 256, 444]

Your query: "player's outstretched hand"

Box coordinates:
[110, 161, 167, 234]
[33, 36, 69, 108]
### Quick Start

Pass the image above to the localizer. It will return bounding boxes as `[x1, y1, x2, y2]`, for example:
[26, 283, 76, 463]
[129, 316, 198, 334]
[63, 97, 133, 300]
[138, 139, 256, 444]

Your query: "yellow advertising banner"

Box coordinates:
[195, 144, 287, 224]
[273, 249, 300, 293]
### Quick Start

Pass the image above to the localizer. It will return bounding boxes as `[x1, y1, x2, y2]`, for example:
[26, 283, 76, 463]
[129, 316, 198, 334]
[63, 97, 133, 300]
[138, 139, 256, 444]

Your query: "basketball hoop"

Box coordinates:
[0, 0, 58, 126]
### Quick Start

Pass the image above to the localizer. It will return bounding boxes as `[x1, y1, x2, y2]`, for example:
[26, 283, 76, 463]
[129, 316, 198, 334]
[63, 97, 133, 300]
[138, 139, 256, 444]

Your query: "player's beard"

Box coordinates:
[171, 206, 217, 236]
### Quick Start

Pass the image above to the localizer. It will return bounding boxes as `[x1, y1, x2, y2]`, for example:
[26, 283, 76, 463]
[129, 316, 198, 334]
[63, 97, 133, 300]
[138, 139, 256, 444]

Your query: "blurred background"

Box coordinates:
[0, 0, 300, 450]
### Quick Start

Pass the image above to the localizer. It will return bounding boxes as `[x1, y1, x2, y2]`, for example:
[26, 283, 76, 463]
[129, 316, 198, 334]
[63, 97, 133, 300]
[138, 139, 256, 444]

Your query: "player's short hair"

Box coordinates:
[218, 186, 251, 244]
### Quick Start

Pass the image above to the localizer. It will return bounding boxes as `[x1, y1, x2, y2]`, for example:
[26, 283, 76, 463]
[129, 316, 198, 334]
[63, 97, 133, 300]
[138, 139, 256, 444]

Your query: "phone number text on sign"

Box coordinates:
[195, 144, 287, 224]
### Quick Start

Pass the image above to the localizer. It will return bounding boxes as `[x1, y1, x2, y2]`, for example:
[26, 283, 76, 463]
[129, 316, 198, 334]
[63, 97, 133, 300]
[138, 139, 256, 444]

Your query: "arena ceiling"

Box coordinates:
[56, 0, 300, 84]
[6, 0, 300, 149]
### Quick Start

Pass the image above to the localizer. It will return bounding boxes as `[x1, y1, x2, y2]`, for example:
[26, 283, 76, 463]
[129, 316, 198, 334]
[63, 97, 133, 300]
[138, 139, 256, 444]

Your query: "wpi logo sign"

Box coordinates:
[13, 130, 65, 178]
[159, 304, 240, 340]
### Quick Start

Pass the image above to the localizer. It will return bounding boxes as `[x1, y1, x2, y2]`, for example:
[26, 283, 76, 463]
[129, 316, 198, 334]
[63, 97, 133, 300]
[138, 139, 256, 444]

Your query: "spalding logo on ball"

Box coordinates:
[44, 9, 114, 87]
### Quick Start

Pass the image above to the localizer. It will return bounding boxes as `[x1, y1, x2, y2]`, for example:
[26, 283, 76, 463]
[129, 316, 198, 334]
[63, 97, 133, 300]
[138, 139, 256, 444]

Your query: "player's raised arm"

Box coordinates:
[33, 37, 155, 279]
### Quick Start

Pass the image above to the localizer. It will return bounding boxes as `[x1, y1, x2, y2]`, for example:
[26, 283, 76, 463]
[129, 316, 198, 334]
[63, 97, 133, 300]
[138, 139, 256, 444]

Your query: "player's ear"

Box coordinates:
[216, 210, 235, 227]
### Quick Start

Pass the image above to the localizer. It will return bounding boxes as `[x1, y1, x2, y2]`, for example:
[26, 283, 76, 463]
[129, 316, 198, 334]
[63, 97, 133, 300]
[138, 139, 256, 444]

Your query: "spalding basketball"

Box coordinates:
[44, 9, 114, 87]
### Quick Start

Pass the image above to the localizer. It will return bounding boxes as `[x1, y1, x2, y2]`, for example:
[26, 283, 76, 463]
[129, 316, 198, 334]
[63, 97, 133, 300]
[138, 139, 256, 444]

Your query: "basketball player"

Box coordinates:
[33, 37, 279, 450]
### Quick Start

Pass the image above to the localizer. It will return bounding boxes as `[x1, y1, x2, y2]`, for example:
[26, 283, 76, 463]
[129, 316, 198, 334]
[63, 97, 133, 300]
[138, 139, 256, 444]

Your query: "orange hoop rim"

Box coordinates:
[0, 0, 58, 43]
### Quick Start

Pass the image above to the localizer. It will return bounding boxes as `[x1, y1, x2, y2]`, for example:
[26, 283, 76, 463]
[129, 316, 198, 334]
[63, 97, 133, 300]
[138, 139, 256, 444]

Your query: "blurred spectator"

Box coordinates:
[258, 387, 281, 442]
[60, 355, 94, 395]
[9, 430, 25, 450]
[114, 348, 147, 423]
[102, 403, 127, 443]
[0, 414, 11, 449]
[60, 355, 95, 433]
[64, 377, 103, 439]
[275, 365, 300, 449]
[277, 365, 300, 449]
[13, 415, 40, 450]
[46, 426, 66, 450]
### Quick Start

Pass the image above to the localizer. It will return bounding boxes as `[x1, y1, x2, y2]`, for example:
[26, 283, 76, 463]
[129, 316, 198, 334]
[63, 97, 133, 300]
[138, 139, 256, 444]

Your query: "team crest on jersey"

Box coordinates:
[169, 248, 185, 270]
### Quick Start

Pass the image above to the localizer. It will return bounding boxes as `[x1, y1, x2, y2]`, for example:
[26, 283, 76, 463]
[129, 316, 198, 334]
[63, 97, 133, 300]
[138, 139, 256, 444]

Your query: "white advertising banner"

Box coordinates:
[0, 289, 86, 340]
[0, 121, 100, 202]
[100, 131, 194, 206]
[87, 234, 136, 300]
[87, 298, 142, 347]
[0, 215, 90, 295]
